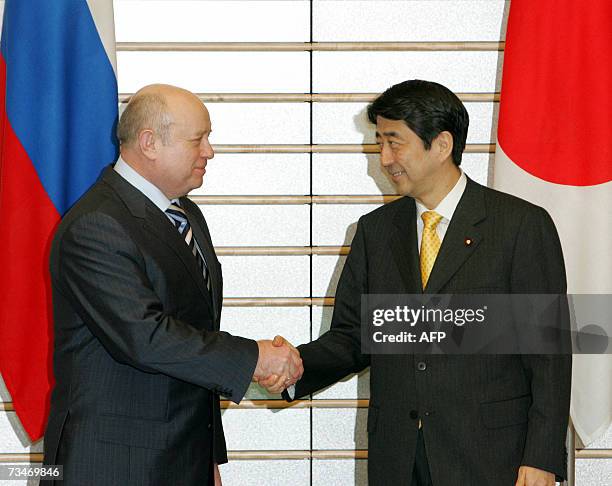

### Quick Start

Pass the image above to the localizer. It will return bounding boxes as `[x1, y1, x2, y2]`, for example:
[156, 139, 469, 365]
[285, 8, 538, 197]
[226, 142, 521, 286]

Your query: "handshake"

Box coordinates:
[253, 336, 303, 394]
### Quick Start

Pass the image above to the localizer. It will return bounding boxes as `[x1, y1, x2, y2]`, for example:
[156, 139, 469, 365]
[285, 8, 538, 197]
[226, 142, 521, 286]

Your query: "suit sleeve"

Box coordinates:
[511, 206, 572, 480]
[288, 219, 371, 400]
[55, 211, 258, 403]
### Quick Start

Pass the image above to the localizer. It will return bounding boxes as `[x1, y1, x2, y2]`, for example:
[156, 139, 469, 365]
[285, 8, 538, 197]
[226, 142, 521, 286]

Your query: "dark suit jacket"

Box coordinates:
[289, 178, 571, 485]
[42, 166, 259, 486]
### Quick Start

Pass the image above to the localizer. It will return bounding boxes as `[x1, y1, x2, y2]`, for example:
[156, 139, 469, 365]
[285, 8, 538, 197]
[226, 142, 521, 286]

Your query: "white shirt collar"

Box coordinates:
[114, 156, 172, 212]
[416, 170, 467, 223]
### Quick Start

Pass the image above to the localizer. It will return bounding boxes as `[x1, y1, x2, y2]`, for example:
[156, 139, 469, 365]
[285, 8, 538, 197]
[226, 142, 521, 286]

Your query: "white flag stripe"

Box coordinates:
[495, 143, 612, 447]
[494, 145, 612, 295]
[86, 0, 117, 75]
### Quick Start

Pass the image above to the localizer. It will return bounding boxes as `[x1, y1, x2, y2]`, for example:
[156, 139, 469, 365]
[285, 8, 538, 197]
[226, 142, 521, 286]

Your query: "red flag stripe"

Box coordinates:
[0, 53, 58, 440]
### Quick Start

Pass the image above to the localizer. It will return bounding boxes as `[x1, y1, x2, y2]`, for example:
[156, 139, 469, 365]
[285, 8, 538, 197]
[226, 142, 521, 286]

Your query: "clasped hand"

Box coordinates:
[253, 335, 302, 394]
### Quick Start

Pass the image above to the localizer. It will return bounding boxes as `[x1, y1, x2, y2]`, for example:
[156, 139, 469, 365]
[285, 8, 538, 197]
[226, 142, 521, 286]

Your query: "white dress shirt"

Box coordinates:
[415, 171, 467, 252]
[114, 156, 209, 271]
[114, 156, 172, 212]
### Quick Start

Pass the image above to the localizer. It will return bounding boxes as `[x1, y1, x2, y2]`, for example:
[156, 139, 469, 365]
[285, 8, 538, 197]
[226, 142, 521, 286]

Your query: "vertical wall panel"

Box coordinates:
[312, 154, 396, 195]
[313, 0, 507, 41]
[312, 102, 497, 144]
[312, 154, 491, 195]
[575, 459, 612, 485]
[194, 154, 311, 196]
[201, 205, 310, 246]
[219, 256, 310, 297]
[222, 408, 310, 450]
[312, 459, 368, 486]
[312, 408, 368, 450]
[312, 204, 380, 246]
[117, 52, 311, 93]
[222, 460, 311, 486]
[312, 51, 503, 93]
[115, 1, 310, 42]
[312, 255, 346, 298]
[207, 103, 310, 145]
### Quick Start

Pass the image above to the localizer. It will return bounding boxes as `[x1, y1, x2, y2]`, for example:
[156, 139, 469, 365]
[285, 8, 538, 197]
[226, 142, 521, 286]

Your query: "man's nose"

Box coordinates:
[379, 144, 393, 166]
[202, 140, 214, 160]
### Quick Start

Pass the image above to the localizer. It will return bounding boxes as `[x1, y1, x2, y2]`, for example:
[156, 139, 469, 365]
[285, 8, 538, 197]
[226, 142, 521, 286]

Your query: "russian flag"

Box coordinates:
[0, 1, 118, 441]
[494, 0, 612, 446]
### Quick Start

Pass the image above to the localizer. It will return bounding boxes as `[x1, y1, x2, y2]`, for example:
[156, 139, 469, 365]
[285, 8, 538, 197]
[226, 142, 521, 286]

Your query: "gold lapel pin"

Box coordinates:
[464, 238, 473, 246]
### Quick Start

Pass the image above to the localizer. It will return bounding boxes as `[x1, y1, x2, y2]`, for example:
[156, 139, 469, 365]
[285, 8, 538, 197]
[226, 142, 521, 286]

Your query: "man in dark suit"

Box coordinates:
[265, 80, 571, 485]
[42, 84, 303, 485]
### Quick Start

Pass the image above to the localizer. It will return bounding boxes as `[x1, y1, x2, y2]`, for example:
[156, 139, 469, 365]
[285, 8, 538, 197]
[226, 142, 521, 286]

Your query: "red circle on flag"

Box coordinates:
[497, 1, 612, 187]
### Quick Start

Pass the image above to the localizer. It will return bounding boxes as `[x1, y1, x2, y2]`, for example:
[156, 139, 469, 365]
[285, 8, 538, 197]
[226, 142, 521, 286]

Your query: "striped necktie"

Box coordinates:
[165, 202, 210, 291]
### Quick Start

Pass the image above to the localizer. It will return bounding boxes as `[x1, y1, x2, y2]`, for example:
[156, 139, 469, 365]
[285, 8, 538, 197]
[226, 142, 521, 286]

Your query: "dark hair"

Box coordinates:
[367, 80, 469, 166]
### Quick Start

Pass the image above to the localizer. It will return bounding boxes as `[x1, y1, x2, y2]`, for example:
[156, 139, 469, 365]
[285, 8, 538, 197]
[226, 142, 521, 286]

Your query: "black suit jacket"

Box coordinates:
[42, 166, 259, 486]
[289, 178, 571, 485]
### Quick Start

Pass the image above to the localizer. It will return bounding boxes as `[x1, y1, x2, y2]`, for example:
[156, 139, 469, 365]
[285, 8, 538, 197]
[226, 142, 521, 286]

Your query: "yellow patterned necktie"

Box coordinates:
[420, 210, 443, 289]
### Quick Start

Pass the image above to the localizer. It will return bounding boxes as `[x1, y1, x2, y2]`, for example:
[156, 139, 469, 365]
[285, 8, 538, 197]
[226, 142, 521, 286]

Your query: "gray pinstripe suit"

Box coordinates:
[43, 166, 258, 485]
[288, 177, 571, 485]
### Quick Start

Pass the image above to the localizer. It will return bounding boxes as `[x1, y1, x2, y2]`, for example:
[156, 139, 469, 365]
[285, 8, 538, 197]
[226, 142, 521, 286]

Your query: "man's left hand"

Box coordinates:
[515, 466, 555, 486]
[256, 335, 302, 393]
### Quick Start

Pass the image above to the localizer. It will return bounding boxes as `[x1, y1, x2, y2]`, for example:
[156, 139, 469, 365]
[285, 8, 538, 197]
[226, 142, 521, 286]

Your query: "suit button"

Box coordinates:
[424, 411, 431, 417]
[207, 423, 212, 429]
[417, 361, 427, 371]
[409, 410, 419, 420]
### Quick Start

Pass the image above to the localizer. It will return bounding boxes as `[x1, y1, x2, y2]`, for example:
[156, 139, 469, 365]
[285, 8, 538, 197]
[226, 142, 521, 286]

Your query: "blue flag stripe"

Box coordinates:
[1, 0, 118, 215]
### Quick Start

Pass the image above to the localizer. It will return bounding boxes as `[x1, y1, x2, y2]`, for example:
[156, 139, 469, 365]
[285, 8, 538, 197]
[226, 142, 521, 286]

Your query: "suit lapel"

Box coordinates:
[102, 167, 213, 308]
[424, 178, 486, 294]
[142, 205, 214, 308]
[389, 197, 423, 293]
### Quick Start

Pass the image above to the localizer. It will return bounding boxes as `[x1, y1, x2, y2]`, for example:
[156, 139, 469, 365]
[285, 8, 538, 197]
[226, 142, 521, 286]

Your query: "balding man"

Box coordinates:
[42, 85, 302, 486]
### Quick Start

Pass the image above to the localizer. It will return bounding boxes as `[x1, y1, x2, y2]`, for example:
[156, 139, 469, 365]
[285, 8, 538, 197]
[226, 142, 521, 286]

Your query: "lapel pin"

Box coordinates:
[464, 238, 472, 246]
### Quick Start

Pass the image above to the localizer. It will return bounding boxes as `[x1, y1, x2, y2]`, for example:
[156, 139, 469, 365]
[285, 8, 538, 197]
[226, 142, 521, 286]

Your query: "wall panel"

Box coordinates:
[192, 154, 311, 196]
[117, 52, 310, 93]
[312, 255, 346, 298]
[312, 204, 379, 246]
[312, 102, 498, 144]
[207, 103, 310, 145]
[201, 205, 310, 246]
[115, 1, 310, 42]
[222, 460, 311, 486]
[219, 256, 310, 297]
[313, 51, 503, 93]
[312, 408, 368, 450]
[575, 459, 612, 485]
[312, 459, 367, 486]
[312, 154, 395, 195]
[222, 408, 310, 450]
[313, 0, 507, 42]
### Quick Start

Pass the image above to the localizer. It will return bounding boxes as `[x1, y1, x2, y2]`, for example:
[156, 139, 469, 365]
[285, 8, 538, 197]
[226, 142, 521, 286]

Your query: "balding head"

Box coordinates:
[117, 84, 202, 147]
[116, 84, 214, 199]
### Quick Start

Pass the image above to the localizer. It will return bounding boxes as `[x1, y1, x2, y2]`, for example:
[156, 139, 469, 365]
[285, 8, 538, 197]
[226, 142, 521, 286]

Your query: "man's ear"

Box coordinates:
[138, 129, 157, 160]
[434, 131, 453, 161]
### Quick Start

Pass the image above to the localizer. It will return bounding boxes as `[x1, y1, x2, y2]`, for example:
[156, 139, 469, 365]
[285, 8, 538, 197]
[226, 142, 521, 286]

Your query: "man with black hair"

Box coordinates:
[264, 80, 571, 486]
